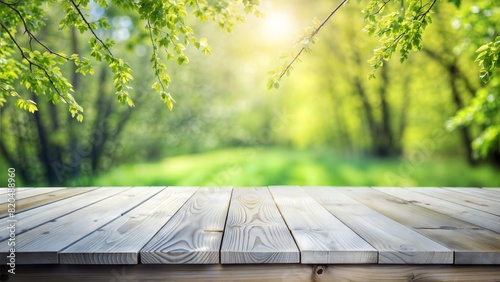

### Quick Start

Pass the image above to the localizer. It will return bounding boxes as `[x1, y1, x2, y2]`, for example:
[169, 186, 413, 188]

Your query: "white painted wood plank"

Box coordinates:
[0, 187, 162, 264]
[410, 188, 500, 216]
[0, 188, 34, 195]
[141, 187, 232, 264]
[375, 187, 500, 233]
[59, 187, 198, 264]
[221, 187, 299, 264]
[0, 187, 127, 241]
[0, 187, 98, 218]
[443, 187, 500, 202]
[305, 187, 453, 264]
[341, 187, 500, 264]
[269, 186, 377, 264]
[0, 187, 66, 204]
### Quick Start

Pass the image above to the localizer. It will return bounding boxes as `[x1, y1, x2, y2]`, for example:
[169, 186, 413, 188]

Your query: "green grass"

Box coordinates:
[89, 147, 500, 187]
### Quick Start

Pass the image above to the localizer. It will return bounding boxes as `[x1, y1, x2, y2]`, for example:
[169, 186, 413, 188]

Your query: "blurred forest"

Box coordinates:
[1, 0, 499, 187]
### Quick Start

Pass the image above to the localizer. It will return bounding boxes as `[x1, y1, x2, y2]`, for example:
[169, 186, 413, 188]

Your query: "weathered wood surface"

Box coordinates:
[0, 187, 161, 264]
[141, 187, 232, 264]
[221, 187, 299, 264]
[0, 187, 97, 219]
[0, 186, 498, 269]
[269, 186, 377, 264]
[411, 187, 500, 216]
[375, 187, 500, 233]
[60, 187, 198, 264]
[0, 187, 127, 241]
[445, 187, 500, 201]
[0, 187, 66, 204]
[341, 187, 500, 264]
[0, 187, 34, 195]
[305, 187, 453, 264]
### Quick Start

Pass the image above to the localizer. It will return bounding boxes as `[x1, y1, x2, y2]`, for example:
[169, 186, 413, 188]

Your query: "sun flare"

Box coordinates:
[262, 12, 295, 39]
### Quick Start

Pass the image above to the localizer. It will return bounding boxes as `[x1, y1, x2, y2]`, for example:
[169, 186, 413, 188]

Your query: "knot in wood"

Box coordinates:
[314, 265, 326, 276]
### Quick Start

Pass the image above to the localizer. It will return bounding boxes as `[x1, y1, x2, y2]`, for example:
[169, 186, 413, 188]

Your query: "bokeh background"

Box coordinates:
[1, 0, 499, 187]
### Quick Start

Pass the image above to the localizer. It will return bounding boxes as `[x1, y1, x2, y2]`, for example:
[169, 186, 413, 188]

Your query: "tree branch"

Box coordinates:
[368, 0, 438, 69]
[70, 0, 113, 56]
[0, 21, 71, 104]
[371, 0, 391, 17]
[0, 0, 70, 60]
[278, 0, 348, 80]
[147, 20, 167, 91]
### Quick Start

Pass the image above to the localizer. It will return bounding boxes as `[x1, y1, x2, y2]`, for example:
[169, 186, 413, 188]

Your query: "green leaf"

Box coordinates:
[312, 17, 320, 26]
[161, 91, 175, 110]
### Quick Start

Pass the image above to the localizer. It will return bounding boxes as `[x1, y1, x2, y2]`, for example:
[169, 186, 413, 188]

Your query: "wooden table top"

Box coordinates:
[1, 186, 498, 265]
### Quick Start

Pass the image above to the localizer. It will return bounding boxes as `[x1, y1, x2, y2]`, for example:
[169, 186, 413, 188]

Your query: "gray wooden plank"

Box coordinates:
[305, 187, 453, 264]
[221, 187, 299, 264]
[375, 187, 500, 233]
[341, 187, 500, 264]
[0, 187, 162, 264]
[0, 187, 128, 241]
[0, 187, 98, 218]
[141, 187, 232, 264]
[269, 186, 377, 264]
[0, 187, 66, 204]
[410, 188, 500, 216]
[444, 187, 500, 202]
[0, 188, 34, 195]
[59, 187, 198, 264]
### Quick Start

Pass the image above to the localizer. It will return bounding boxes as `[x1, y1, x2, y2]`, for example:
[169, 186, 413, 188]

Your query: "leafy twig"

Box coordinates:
[279, 0, 348, 80]
[0, 0, 70, 60]
[0, 21, 70, 104]
[268, 0, 348, 89]
[70, 0, 113, 56]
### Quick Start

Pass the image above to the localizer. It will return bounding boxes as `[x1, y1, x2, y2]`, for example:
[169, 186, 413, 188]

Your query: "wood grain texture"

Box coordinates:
[321, 265, 500, 282]
[0, 187, 162, 264]
[0, 188, 34, 195]
[341, 187, 500, 264]
[305, 187, 453, 264]
[141, 187, 232, 264]
[11, 264, 500, 282]
[443, 187, 500, 202]
[0, 188, 97, 218]
[410, 187, 500, 216]
[0, 187, 66, 204]
[59, 187, 198, 264]
[375, 187, 500, 233]
[221, 187, 299, 264]
[0, 187, 128, 241]
[269, 186, 377, 264]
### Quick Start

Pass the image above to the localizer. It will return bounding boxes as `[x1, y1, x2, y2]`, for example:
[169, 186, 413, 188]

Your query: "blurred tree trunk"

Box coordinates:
[89, 66, 133, 174]
[396, 76, 410, 154]
[376, 64, 397, 156]
[448, 63, 476, 165]
[89, 65, 113, 174]
[0, 115, 35, 184]
[423, 49, 477, 165]
[31, 94, 62, 185]
[351, 52, 402, 157]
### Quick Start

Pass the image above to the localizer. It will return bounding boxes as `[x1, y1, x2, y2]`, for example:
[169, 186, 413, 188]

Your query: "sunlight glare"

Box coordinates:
[262, 12, 295, 39]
